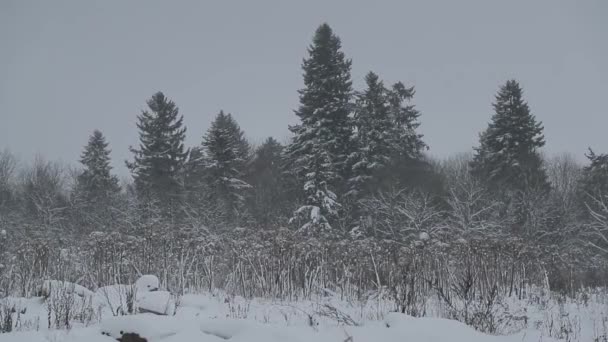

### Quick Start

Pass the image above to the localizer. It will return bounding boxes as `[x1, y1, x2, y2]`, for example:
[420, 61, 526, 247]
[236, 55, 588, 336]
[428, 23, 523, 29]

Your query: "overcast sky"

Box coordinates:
[1, 0, 606, 177]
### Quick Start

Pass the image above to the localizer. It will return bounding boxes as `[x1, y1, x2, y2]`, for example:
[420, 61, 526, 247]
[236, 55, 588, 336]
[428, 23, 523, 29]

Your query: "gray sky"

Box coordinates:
[1, 0, 606, 177]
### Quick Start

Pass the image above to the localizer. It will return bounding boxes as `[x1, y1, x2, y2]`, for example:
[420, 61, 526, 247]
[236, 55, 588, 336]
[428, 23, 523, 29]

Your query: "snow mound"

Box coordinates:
[0, 296, 43, 314]
[180, 293, 213, 311]
[137, 291, 175, 315]
[94, 276, 174, 316]
[94, 284, 134, 315]
[135, 274, 159, 292]
[383, 313, 490, 340]
[379, 313, 552, 342]
[39, 280, 93, 298]
[0, 313, 563, 342]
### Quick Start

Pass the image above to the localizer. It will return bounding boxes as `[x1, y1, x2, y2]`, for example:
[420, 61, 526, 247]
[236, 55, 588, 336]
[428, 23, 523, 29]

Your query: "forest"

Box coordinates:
[0, 23, 607, 339]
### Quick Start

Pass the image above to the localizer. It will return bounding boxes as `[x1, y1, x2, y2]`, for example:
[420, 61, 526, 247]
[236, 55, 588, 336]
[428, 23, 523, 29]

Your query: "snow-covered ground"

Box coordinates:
[0, 276, 606, 341]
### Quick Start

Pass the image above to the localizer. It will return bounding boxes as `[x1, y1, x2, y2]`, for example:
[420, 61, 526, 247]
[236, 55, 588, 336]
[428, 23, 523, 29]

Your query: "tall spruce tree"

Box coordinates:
[471, 80, 549, 193]
[383, 81, 431, 193]
[348, 72, 392, 197]
[284, 23, 353, 232]
[386, 82, 426, 163]
[348, 72, 426, 197]
[580, 148, 608, 204]
[127, 92, 188, 210]
[0, 149, 16, 213]
[76, 130, 120, 201]
[74, 130, 121, 232]
[202, 111, 251, 219]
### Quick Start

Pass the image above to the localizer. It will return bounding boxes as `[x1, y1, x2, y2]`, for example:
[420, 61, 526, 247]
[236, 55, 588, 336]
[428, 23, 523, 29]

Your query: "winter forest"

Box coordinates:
[1, 23, 608, 342]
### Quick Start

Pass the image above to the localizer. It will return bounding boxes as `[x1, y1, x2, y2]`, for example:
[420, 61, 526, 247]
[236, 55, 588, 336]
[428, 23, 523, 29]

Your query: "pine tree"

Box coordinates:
[284, 23, 353, 232]
[202, 111, 251, 219]
[471, 80, 549, 193]
[127, 92, 188, 210]
[247, 137, 287, 226]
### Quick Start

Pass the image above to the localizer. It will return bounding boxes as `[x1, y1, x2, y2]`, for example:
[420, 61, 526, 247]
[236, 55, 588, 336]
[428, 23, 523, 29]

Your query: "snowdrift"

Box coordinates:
[0, 310, 557, 342]
[0, 275, 585, 341]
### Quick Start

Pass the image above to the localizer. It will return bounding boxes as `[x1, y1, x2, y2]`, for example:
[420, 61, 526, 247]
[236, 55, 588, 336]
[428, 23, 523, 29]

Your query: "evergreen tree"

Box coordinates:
[73, 130, 121, 232]
[580, 148, 608, 203]
[386, 82, 426, 163]
[470, 80, 549, 236]
[127, 92, 188, 210]
[348, 72, 426, 197]
[202, 111, 251, 219]
[471, 80, 549, 193]
[75, 130, 120, 201]
[348, 72, 392, 197]
[0, 149, 16, 213]
[247, 137, 287, 226]
[383, 81, 431, 192]
[284, 23, 353, 232]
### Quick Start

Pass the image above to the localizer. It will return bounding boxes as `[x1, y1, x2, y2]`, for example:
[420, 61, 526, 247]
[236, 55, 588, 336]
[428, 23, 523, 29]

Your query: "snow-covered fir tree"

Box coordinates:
[73, 130, 122, 231]
[127, 92, 188, 211]
[348, 72, 426, 197]
[348, 72, 392, 197]
[284, 23, 353, 232]
[75, 130, 120, 202]
[386, 82, 426, 163]
[202, 111, 251, 219]
[470, 80, 549, 193]
[580, 148, 608, 207]
[0, 150, 16, 213]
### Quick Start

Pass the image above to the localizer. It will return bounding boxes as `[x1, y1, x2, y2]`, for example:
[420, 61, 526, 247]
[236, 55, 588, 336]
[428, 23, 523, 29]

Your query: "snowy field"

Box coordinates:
[0, 276, 606, 342]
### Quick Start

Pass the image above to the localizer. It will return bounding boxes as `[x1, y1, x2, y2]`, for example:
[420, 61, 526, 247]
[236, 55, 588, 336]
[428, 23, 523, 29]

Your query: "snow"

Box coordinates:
[1, 277, 604, 342]
[94, 284, 134, 315]
[0, 331, 49, 342]
[310, 206, 320, 221]
[100, 314, 182, 339]
[135, 275, 160, 292]
[160, 329, 225, 342]
[0, 309, 559, 342]
[198, 318, 263, 339]
[136, 291, 175, 315]
[39, 280, 94, 298]
[179, 293, 214, 311]
[92, 276, 175, 316]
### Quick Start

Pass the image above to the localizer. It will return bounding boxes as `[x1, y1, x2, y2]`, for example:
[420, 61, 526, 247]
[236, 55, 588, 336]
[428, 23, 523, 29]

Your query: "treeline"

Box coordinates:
[0, 24, 607, 297]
